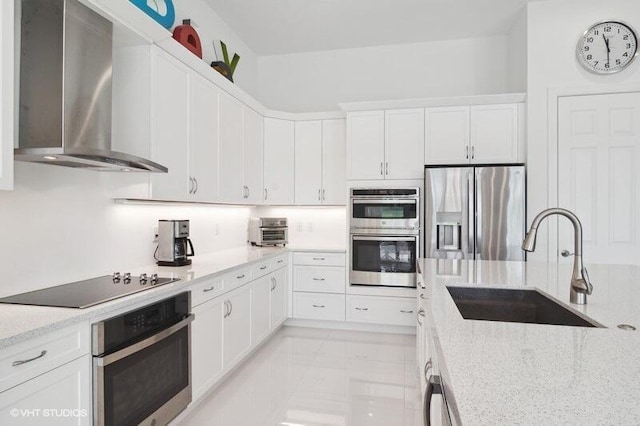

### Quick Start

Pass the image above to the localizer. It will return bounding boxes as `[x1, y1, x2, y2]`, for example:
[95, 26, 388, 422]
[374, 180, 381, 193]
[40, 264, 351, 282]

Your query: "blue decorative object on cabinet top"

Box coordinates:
[130, 0, 176, 29]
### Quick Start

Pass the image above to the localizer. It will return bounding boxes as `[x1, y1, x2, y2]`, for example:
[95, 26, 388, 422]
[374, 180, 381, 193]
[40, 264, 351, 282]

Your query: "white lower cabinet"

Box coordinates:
[251, 276, 272, 346]
[191, 297, 224, 400]
[270, 267, 288, 327]
[222, 285, 252, 370]
[346, 295, 417, 326]
[0, 355, 92, 426]
[293, 293, 346, 321]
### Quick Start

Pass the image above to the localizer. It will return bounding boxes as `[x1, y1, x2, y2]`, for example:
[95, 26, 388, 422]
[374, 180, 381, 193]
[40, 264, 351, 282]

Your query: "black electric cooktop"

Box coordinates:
[0, 274, 179, 309]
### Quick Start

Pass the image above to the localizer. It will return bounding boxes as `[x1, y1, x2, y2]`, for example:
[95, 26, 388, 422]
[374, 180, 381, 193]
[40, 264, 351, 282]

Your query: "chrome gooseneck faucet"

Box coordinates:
[522, 208, 594, 305]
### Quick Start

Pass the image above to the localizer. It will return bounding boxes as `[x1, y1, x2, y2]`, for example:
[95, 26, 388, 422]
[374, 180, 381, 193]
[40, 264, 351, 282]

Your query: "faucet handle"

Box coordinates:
[581, 267, 594, 295]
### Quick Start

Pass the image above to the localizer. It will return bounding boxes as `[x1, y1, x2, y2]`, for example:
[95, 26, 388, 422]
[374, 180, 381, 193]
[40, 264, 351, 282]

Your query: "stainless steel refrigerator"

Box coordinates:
[424, 165, 526, 261]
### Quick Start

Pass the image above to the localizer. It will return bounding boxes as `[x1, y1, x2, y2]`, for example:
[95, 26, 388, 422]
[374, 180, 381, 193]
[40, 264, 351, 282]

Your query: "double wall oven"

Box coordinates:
[350, 188, 420, 288]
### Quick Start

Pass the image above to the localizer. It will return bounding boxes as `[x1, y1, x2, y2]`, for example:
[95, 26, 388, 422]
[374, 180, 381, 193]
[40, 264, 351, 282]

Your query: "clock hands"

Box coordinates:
[603, 34, 611, 66]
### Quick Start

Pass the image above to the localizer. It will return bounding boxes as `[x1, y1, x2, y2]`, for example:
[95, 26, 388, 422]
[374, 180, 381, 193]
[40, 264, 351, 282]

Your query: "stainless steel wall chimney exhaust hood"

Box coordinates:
[15, 0, 168, 173]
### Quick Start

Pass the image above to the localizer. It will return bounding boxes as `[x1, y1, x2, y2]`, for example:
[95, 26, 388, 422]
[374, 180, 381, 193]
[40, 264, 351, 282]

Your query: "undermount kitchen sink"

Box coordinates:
[447, 287, 603, 328]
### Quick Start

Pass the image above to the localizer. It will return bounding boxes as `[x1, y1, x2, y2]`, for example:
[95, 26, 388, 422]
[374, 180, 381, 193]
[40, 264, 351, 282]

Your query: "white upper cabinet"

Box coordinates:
[385, 109, 425, 179]
[347, 109, 424, 180]
[263, 118, 295, 204]
[149, 50, 190, 201]
[322, 119, 347, 204]
[218, 92, 244, 203]
[295, 119, 347, 205]
[295, 121, 323, 205]
[470, 103, 519, 164]
[242, 107, 264, 204]
[425, 103, 520, 165]
[188, 75, 220, 201]
[347, 111, 385, 180]
[425, 106, 470, 164]
[0, 0, 13, 191]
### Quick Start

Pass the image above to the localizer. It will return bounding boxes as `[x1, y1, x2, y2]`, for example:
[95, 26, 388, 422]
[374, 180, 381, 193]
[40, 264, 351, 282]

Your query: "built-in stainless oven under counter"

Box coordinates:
[92, 292, 193, 426]
[350, 230, 419, 288]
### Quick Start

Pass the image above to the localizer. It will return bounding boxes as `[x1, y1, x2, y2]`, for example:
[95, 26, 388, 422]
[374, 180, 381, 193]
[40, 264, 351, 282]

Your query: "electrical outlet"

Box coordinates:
[296, 222, 303, 232]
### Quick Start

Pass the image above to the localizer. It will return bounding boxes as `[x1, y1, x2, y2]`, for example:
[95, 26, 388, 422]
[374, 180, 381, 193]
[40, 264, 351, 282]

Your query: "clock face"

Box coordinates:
[577, 21, 638, 74]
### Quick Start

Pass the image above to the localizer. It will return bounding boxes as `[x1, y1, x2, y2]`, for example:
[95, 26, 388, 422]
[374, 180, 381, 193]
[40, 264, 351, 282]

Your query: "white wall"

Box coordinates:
[0, 163, 251, 297]
[174, 0, 259, 97]
[526, 0, 640, 261]
[255, 207, 347, 248]
[507, 7, 527, 92]
[257, 36, 511, 112]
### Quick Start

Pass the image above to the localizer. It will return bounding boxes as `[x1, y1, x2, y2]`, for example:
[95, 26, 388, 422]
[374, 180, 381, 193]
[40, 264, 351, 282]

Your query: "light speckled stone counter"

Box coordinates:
[418, 259, 640, 425]
[0, 246, 288, 350]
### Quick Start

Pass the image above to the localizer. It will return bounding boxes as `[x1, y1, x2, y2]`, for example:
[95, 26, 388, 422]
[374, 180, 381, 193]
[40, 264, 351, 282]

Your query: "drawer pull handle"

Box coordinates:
[236, 274, 245, 279]
[355, 307, 368, 311]
[420, 293, 426, 300]
[400, 310, 414, 314]
[12, 350, 47, 367]
[312, 304, 325, 308]
[259, 266, 267, 270]
[312, 278, 326, 281]
[312, 257, 325, 261]
[203, 286, 216, 292]
[277, 260, 284, 264]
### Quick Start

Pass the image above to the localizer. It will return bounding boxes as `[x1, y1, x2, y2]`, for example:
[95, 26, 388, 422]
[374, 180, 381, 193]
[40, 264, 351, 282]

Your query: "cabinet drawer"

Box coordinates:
[293, 293, 345, 321]
[252, 260, 272, 279]
[0, 322, 90, 393]
[191, 277, 225, 307]
[293, 266, 345, 293]
[223, 266, 252, 291]
[293, 252, 345, 267]
[270, 254, 288, 269]
[347, 295, 417, 326]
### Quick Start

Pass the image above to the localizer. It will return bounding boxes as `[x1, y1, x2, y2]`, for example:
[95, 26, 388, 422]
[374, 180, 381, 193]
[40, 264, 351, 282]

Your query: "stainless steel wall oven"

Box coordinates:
[350, 188, 420, 288]
[92, 292, 193, 426]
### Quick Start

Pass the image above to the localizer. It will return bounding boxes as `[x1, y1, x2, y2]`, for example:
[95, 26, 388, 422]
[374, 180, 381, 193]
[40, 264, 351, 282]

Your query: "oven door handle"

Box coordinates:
[95, 314, 194, 367]
[351, 199, 417, 205]
[352, 235, 417, 242]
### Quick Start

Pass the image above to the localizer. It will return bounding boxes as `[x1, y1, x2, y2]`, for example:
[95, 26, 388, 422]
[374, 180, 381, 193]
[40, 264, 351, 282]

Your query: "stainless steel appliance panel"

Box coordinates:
[350, 188, 420, 230]
[424, 167, 474, 260]
[475, 166, 526, 261]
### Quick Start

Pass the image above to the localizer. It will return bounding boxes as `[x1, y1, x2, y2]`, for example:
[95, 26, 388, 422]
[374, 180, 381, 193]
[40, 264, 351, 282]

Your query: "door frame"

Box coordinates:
[547, 83, 640, 262]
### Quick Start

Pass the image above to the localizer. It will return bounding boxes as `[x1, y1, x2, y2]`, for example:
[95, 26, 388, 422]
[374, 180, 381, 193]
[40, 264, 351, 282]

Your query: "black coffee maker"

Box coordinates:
[156, 220, 195, 266]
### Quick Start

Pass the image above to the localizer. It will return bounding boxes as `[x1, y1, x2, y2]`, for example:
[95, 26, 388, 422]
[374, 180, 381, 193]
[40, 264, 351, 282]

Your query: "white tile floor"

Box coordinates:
[181, 326, 422, 426]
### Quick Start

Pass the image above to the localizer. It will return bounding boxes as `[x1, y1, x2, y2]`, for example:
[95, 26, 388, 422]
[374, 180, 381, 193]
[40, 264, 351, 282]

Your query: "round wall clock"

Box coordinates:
[576, 21, 638, 74]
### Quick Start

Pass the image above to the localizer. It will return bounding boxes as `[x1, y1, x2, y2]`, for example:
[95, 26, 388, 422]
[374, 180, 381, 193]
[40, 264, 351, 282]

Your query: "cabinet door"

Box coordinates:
[222, 285, 251, 370]
[0, 0, 13, 191]
[347, 111, 385, 180]
[251, 276, 271, 345]
[218, 93, 244, 203]
[189, 75, 219, 202]
[425, 106, 470, 165]
[321, 119, 346, 204]
[243, 107, 264, 204]
[150, 51, 189, 200]
[294, 121, 323, 205]
[270, 267, 287, 328]
[470, 103, 518, 164]
[263, 118, 295, 204]
[191, 297, 224, 399]
[385, 109, 425, 179]
[0, 356, 91, 426]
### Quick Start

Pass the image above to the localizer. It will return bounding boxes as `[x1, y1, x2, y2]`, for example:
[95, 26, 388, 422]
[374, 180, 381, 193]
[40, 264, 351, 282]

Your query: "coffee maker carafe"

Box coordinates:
[157, 220, 195, 266]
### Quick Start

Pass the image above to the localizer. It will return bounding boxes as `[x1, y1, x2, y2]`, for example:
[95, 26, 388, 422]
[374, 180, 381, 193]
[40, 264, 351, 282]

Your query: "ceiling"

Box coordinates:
[203, 0, 538, 56]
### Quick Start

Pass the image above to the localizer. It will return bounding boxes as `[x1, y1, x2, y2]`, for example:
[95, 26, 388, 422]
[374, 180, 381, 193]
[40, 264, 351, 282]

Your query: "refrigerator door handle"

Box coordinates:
[468, 171, 475, 257]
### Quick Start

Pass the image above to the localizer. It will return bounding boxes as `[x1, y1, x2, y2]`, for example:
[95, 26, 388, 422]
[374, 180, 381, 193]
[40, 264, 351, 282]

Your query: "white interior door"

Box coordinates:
[558, 92, 640, 265]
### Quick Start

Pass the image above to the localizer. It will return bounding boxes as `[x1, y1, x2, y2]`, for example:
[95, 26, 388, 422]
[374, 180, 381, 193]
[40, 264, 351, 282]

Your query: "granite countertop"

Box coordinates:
[418, 259, 640, 425]
[0, 246, 288, 350]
